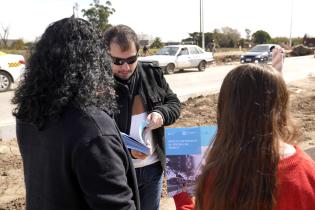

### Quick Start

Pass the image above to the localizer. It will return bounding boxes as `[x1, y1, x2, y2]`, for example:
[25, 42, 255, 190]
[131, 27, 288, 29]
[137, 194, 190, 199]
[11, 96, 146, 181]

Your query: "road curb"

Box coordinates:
[177, 90, 219, 102]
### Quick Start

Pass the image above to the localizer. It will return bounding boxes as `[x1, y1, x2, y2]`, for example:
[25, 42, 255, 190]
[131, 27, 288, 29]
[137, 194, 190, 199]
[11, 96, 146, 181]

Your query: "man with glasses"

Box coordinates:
[103, 25, 181, 210]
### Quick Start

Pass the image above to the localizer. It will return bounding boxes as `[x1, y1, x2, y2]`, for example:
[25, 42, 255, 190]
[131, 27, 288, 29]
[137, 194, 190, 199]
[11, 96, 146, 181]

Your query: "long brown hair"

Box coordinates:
[195, 64, 298, 210]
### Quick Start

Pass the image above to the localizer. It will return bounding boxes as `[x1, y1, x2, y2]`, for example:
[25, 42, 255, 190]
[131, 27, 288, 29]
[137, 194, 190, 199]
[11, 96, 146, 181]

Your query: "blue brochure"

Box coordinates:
[165, 125, 217, 197]
[120, 132, 150, 155]
[166, 125, 216, 155]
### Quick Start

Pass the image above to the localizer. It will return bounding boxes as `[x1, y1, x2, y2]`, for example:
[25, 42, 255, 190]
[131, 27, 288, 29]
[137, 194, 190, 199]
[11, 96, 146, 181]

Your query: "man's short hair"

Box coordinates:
[103, 24, 140, 52]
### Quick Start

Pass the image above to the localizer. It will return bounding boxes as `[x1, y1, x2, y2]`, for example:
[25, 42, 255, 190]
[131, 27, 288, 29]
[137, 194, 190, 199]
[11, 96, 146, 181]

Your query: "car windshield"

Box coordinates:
[249, 45, 270, 52]
[155, 47, 179, 56]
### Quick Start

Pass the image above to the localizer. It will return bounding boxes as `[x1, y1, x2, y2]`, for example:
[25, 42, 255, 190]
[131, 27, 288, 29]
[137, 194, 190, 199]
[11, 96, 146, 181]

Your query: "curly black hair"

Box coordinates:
[12, 17, 116, 129]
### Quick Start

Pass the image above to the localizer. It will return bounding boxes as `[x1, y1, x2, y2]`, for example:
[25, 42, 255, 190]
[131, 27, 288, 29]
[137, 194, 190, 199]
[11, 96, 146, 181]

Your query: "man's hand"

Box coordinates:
[131, 150, 148, 160]
[272, 46, 285, 74]
[146, 112, 164, 130]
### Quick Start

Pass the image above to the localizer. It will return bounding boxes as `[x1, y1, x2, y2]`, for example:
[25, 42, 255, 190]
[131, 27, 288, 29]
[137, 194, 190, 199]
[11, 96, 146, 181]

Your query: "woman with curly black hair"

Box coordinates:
[12, 17, 140, 210]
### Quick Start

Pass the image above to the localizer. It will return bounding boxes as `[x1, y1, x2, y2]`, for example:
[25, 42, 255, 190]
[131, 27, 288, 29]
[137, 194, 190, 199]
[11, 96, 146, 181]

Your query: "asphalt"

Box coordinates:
[1, 55, 314, 141]
[0, 83, 17, 141]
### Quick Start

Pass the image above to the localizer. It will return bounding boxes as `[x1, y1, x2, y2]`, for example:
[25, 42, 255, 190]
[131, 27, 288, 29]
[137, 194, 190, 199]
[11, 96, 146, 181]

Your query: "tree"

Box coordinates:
[245, 28, 251, 40]
[222, 27, 241, 47]
[150, 37, 163, 49]
[271, 37, 289, 45]
[11, 39, 25, 50]
[181, 37, 194, 44]
[82, 0, 115, 31]
[182, 32, 213, 48]
[204, 32, 214, 49]
[188, 32, 201, 46]
[0, 24, 10, 48]
[292, 37, 303, 46]
[252, 30, 271, 44]
[239, 38, 246, 48]
[213, 27, 241, 48]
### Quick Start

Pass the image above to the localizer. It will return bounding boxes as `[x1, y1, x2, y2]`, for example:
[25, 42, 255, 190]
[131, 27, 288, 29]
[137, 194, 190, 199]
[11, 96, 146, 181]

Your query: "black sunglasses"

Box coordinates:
[109, 54, 138, 65]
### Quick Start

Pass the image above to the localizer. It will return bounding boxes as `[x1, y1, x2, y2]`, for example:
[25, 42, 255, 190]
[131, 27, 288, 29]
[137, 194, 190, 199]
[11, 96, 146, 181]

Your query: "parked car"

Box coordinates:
[240, 44, 280, 64]
[138, 45, 214, 74]
[0, 51, 25, 92]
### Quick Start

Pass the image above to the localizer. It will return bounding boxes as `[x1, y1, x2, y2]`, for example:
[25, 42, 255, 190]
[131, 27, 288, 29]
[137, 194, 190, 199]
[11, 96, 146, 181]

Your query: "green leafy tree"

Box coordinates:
[271, 37, 289, 45]
[189, 32, 201, 46]
[292, 37, 303, 46]
[150, 37, 164, 49]
[182, 32, 213, 48]
[181, 37, 194, 44]
[204, 32, 214, 48]
[82, 0, 115, 31]
[238, 38, 246, 48]
[252, 30, 271, 44]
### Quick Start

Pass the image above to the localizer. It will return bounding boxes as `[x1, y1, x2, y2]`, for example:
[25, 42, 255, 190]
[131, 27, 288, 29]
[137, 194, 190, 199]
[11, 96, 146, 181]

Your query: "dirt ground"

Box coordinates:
[0, 77, 314, 210]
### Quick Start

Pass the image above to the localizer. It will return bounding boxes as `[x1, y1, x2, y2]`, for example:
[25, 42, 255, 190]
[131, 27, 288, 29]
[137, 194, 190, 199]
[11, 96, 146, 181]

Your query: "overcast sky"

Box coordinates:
[1, 0, 314, 42]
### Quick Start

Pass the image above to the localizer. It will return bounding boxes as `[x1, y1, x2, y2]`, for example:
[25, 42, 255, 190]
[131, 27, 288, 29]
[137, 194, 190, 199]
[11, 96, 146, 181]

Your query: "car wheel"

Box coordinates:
[198, 60, 206, 71]
[165, 63, 175, 74]
[0, 71, 12, 92]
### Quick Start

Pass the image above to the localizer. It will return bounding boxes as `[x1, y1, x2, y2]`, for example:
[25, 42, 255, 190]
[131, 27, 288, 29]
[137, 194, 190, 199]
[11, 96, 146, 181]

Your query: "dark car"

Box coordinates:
[240, 44, 279, 64]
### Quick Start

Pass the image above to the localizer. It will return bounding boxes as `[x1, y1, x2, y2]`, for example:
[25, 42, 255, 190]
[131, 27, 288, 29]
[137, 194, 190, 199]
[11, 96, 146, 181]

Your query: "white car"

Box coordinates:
[138, 45, 214, 74]
[0, 51, 25, 92]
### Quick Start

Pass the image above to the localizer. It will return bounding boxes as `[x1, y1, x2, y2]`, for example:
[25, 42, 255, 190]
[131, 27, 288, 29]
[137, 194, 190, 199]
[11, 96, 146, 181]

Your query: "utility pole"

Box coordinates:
[73, 2, 79, 18]
[289, 0, 293, 47]
[200, 0, 205, 49]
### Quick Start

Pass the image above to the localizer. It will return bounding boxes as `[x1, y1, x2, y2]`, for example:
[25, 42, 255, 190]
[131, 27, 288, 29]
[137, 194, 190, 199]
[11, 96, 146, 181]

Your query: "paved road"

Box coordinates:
[1, 55, 314, 140]
[165, 55, 315, 101]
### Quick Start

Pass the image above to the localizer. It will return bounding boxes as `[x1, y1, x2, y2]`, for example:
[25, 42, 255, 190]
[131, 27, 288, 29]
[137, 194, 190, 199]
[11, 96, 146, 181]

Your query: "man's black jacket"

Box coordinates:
[17, 106, 140, 210]
[114, 63, 181, 169]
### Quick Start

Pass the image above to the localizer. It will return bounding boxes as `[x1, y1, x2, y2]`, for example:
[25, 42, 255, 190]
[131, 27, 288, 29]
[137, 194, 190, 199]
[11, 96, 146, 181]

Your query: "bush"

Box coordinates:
[290, 45, 315, 56]
[214, 51, 242, 63]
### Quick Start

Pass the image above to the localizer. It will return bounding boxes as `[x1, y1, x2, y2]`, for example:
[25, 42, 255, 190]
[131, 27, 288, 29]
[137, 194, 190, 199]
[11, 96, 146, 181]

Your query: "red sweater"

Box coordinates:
[174, 146, 315, 210]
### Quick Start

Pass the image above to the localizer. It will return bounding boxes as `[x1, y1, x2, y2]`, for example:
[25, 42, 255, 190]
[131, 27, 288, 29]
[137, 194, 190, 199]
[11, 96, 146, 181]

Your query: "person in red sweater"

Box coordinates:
[173, 64, 315, 210]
